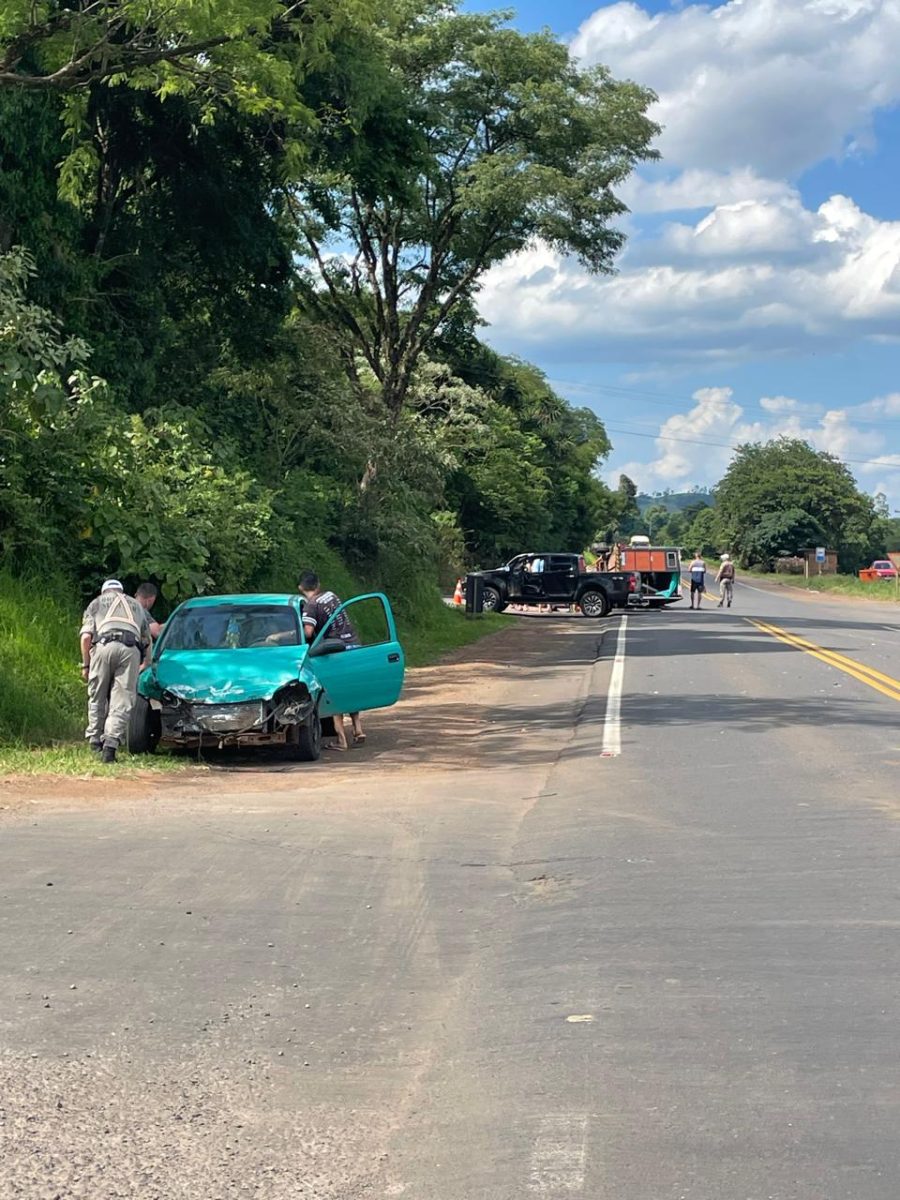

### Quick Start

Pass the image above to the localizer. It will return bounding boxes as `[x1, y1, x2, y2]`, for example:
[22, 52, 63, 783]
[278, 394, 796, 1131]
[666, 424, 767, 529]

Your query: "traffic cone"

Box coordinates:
[453, 578, 464, 606]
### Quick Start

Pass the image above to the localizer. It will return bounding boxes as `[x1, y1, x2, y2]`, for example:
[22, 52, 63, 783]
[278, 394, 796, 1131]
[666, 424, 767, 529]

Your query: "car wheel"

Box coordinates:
[127, 695, 161, 755]
[578, 589, 609, 618]
[482, 586, 506, 613]
[288, 708, 322, 762]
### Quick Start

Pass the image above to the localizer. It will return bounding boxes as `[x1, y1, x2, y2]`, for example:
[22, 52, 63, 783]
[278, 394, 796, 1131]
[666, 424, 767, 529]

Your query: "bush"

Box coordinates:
[0, 573, 82, 743]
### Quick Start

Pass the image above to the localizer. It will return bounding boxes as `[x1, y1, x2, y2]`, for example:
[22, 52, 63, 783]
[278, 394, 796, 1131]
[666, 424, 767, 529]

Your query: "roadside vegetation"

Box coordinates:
[0, 0, 659, 753]
[631, 441, 898, 576]
[3, 1, 894, 765]
[738, 570, 900, 603]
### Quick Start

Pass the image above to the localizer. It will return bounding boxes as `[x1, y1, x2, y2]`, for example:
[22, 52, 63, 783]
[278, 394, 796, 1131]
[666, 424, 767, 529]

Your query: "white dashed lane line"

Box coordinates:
[528, 1113, 589, 1194]
[601, 614, 628, 758]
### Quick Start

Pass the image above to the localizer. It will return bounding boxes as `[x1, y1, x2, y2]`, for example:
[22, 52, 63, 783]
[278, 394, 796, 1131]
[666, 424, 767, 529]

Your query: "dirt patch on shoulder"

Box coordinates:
[0, 616, 606, 810]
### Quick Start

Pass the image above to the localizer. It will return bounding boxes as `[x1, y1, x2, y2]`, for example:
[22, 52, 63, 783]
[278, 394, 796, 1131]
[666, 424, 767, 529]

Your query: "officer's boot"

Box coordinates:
[89, 740, 103, 755]
[101, 743, 117, 765]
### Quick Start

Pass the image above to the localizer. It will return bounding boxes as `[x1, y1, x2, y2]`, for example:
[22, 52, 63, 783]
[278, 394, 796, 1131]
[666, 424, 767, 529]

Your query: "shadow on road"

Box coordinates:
[167, 611, 900, 778]
[621, 691, 898, 732]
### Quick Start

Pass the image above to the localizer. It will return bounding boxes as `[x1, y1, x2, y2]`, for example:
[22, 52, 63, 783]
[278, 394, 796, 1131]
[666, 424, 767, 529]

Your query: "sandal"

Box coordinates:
[353, 732, 367, 744]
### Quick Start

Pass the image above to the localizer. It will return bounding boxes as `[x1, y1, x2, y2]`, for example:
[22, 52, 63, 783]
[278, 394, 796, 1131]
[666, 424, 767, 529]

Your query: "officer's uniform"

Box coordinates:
[81, 584, 151, 754]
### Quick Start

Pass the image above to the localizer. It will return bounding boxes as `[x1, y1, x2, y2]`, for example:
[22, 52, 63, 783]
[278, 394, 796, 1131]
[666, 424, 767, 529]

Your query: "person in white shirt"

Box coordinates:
[688, 552, 706, 609]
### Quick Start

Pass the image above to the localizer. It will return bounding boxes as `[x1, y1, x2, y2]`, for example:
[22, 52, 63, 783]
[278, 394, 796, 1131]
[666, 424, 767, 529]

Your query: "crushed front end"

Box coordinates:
[152, 682, 316, 749]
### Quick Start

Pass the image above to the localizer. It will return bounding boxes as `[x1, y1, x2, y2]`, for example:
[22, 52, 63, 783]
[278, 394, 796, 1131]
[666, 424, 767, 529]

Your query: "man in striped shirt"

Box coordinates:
[298, 571, 365, 750]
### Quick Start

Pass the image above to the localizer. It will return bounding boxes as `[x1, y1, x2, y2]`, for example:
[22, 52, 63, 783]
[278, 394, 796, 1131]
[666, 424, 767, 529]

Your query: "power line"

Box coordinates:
[547, 374, 900, 430]
[444, 356, 900, 470]
[603, 422, 900, 472]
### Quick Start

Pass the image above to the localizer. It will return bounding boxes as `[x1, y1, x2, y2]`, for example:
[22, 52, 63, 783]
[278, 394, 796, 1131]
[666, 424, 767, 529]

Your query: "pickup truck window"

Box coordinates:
[549, 555, 576, 572]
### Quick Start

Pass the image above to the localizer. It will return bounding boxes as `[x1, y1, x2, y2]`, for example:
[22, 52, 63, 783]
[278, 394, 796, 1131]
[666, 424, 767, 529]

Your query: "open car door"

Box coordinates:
[308, 593, 405, 717]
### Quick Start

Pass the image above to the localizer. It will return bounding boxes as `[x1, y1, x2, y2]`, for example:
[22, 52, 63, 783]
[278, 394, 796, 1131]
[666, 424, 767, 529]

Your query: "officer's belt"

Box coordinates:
[97, 631, 141, 649]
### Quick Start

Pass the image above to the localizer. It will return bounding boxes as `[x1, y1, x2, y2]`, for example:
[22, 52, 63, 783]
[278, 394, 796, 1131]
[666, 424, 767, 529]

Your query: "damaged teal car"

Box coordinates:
[129, 592, 404, 760]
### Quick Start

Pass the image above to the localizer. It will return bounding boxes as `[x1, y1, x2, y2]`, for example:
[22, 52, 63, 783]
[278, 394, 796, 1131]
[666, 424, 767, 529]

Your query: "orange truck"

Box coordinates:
[618, 538, 683, 607]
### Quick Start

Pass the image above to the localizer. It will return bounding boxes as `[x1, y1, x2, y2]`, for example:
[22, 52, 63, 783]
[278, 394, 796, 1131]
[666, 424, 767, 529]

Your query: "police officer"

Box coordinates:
[79, 579, 152, 763]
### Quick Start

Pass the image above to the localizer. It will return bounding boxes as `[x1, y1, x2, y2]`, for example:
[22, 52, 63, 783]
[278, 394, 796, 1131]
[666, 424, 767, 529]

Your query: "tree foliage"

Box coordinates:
[1, 248, 273, 593]
[0, 0, 355, 100]
[0, 0, 656, 610]
[743, 508, 826, 567]
[715, 439, 884, 570]
[294, 0, 658, 419]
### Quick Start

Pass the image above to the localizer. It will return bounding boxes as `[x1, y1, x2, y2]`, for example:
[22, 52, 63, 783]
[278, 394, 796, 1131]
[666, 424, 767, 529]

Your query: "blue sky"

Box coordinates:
[464, 0, 900, 506]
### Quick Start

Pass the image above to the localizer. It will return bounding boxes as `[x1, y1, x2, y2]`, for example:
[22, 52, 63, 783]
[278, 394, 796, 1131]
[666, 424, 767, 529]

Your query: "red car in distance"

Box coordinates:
[871, 560, 898, 579]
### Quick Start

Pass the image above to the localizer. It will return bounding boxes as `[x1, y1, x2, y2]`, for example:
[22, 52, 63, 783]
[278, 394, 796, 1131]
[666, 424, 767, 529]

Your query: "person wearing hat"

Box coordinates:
[716, 554, 736, 608]
[79, 579, 152, 763]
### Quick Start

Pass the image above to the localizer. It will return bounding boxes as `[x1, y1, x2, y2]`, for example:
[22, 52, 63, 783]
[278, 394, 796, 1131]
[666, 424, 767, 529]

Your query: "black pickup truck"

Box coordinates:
[474, 552, 638, 617]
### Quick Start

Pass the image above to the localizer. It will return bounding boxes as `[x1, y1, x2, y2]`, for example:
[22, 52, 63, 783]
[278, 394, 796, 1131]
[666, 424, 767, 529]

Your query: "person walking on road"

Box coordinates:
[689, 551, 707, 609]
[80, 579, 152, 763]
[297, 571, 365, 751]
[716, 555, 736, 608]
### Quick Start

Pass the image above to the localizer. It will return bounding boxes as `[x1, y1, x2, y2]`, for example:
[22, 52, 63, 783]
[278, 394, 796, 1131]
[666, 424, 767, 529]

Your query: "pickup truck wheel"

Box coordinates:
[127, 695, 161, 755]
[482, 586, 506, 613]
[578, 589, 609, 618]
[287, 708, 322, 762]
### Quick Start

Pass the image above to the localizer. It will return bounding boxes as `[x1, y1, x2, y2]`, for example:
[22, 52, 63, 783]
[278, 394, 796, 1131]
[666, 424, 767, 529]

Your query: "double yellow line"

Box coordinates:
[749, 618, 900, 703]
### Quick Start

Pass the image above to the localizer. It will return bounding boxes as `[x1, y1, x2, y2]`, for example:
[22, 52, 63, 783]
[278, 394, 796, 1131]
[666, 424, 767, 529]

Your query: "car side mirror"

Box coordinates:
[308, 638, 348, 658]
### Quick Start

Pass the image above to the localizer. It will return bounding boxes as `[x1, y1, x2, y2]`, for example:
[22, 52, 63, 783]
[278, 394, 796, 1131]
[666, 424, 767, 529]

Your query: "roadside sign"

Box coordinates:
[815, 547, 826, 563]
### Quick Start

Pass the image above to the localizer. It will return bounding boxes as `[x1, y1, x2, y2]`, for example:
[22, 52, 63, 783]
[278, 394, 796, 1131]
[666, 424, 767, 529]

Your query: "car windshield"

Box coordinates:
[874, 561, 893, 569]
[161, 605, 300, 650]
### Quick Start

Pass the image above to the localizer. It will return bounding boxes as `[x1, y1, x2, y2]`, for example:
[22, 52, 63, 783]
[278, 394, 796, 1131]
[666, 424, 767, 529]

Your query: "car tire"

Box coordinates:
[482, 586, 507, 613]
[578, 589, 609, 618]
[127, 695, 161, 755]
[288, 708, 322, 762]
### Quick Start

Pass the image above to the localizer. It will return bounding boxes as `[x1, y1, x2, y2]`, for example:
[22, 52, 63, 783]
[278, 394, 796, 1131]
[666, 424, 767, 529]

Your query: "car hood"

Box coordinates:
[139, 646, 318, 704]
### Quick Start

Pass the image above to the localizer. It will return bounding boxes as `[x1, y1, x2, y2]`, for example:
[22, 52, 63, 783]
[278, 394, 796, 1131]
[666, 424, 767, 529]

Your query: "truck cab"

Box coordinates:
[506, 553, 587, 603]
[475, 552, 637, 617]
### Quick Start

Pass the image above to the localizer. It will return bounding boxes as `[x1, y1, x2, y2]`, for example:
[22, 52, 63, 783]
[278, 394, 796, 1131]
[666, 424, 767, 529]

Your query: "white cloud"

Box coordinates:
[759, 395, 801, 414]
[479, 194, 900, 362]
[477, 1, 900, 367]
[619, 168, 793, 214]
[608, 385, 900, 501]
[659, 196, 820, 261]
[573, 0, 900, 179]
[476, 0, 900, 510]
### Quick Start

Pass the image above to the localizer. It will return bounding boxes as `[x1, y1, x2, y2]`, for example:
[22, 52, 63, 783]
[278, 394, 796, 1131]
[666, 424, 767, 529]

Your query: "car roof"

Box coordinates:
[178, 593, 299, 608]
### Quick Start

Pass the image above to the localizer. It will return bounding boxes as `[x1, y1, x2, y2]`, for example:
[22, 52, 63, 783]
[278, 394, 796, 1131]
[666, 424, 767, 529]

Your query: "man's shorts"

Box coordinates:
[690, 579, 704, 593]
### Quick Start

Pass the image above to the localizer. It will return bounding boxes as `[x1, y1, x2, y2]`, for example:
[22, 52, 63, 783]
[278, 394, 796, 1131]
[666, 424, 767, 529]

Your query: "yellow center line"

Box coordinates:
[748, 618, 900, 703]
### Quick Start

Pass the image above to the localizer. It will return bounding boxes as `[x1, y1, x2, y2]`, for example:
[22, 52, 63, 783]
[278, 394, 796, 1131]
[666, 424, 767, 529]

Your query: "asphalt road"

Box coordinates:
[2, 581, 900, 1199]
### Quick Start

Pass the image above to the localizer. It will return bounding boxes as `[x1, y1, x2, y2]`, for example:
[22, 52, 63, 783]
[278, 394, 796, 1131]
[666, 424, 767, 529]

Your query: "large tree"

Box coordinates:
[293, 0, 658, 421]
[715, 439, 883, 570]
[614, 473, 642, 539]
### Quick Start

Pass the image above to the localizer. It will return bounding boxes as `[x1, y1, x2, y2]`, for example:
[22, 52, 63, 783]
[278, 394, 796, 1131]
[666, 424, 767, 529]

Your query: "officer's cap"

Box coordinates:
[101, 578, 124, 592]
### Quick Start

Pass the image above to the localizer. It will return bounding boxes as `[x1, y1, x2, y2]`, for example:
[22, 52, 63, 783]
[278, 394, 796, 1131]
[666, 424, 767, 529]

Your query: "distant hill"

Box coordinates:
[637, 490, 713, 513]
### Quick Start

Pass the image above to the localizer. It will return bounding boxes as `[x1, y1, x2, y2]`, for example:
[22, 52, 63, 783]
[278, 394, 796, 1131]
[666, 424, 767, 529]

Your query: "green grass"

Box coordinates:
[0, 743, 199, 777]
[0, 569, 506, 773]
[740, 569, 900, 602]
[0, 572, 84, 744]
[399, 605, 507, 667]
